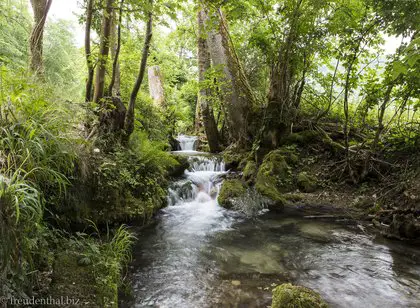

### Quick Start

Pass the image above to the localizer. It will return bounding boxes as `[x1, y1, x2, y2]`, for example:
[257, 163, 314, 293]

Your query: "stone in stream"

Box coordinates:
[272, 283, 328, 308]
[218, 179, 246, 209]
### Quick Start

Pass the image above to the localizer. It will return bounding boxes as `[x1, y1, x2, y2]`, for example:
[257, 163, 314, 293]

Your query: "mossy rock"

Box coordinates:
[223, 149, 247, 171]
[272, 283, 328, 308]
[168, 154, 189, 177]
[275, 147, 299, 165]
[242, 160, 257, 182]
[255, 150, 293, 211]
[218, 179, 246, 209]
[297, 172, 317, 193]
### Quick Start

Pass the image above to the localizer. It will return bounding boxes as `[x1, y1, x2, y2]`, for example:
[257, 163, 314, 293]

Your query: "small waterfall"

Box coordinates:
[167, 154, 225, 206]
[188, 155, 225, 172]
[176, 135, 198, 152]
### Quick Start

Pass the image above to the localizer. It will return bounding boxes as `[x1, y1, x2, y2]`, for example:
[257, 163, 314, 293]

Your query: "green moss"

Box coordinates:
[284, 193, 304, 202]
[282, 131, 321, 146]
[218, 179, 246, 209]
[255, 150, 293, 210]
[272, 283, 328, 308]
[168, 154, 189, 177]
[223, 149, 247, 170]
[297, 172, 317, 193]
[243, 160, 257, 181]
[276, 146, 299, 165]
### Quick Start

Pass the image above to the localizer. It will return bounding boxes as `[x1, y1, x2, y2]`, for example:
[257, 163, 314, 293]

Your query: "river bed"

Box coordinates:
[124, 137, 420, 308]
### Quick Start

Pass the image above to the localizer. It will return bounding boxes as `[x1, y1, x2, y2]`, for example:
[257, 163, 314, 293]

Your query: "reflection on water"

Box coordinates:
[129, 211, 420, 308]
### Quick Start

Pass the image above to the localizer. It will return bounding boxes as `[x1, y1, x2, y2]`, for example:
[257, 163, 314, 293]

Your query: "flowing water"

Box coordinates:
[126, 136, 420, 308]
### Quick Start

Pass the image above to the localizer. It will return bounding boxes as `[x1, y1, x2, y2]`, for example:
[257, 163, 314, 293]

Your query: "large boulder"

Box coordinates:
[255, 150, 294, 210]
[272, 283, 328, 308]
[218, 179, 246, 209]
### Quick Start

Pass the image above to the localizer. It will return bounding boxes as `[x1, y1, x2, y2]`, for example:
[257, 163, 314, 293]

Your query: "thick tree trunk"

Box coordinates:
[108, 0, 123, 97]
[84, 0, 94, 102]
[93, 0, 114, 104]
[29, 0, 53, 75]
[205, 7, 254, 146]
[198, 8, 220, 153]
[148, 66, 165, 108]
[124, 5, 153, 141]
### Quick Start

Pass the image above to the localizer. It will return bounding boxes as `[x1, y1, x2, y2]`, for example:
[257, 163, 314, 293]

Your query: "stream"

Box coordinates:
[126, 136, 420, 308]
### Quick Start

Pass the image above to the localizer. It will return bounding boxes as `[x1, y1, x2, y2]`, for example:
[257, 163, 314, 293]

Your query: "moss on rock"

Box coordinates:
[243, 160, 257, 182]
[272, 283, 328, 308]
[297, 172, 317, 193]
[255, 150, 294, 210]
[222, 149, 248, 171]
[218, 179, 246, 209]
[282, 131, 321, 146]
[168, 154, 189, 177]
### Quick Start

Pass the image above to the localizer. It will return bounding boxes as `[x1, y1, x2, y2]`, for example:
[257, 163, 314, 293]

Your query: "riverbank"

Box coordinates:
[217, 132, 420, 241]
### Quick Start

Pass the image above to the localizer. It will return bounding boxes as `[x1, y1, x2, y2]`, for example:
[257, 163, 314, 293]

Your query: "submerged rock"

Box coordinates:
[218, 179, 246, 209]
[272, 283, 328, 308]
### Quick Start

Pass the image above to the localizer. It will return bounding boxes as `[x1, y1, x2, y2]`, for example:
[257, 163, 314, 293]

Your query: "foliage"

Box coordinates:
[0, 0, 31, 68]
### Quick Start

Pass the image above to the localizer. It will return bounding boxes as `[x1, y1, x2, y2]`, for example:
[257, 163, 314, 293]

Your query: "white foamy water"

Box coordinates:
[176, 135, 198, 151]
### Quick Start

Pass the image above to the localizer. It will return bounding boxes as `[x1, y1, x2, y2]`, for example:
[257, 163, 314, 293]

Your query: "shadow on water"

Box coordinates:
[122, 137, 420, 308]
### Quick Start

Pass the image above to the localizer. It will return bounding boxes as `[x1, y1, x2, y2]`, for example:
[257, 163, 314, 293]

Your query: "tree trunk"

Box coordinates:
[29, 0, 53, 76]
[267, 0, 303, 131]
[124, 4, 153, 141]
[108, 0, 123, 97]
[148, 66, 165, 108]
[198, 8, 220, 153]
[85, 0, 94, 102]
[93, 0, 114, 104]
[361, 82, 394, 179]
[194, 97, 202, 134]
[205, 7, 254, 146]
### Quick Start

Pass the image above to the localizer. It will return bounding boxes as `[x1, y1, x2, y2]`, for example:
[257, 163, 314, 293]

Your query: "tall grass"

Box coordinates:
[0, 168, 44, 296]
[0, 67, 81, 296]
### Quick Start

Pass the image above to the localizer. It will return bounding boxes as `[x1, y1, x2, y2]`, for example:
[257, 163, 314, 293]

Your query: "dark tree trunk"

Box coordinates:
[85, 0, 94, 102]
[124, 4, 153, 141]
[93, 0, 114, 104]
[107, 0, 124, 97]
[29, 0, 53, 75]
[198, 8, 220, 153]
